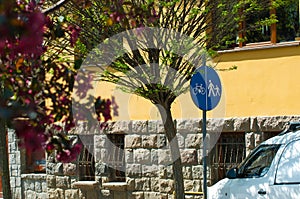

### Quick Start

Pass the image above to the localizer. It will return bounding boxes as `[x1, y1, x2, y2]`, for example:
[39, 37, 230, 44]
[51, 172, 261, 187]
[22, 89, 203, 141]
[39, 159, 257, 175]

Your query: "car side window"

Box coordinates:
[275, 139, 300, 184]
[238, 145, 280, 178]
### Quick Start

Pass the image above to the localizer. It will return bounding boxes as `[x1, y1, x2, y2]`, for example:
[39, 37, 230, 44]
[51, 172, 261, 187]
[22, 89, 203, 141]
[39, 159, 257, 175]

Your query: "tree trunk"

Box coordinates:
[0, 119, 12, 199]
[157, 104, 185, 199]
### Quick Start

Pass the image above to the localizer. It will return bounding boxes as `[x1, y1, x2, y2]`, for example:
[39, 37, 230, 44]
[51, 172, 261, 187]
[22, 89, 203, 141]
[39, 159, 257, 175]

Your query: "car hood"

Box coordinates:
[208, 178, 230, 199]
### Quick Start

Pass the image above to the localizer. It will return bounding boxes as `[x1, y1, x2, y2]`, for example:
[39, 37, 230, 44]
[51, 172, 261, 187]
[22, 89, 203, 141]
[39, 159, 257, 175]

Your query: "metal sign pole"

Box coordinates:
[202, 110, 207, 199]
[190, 63, 222, 199]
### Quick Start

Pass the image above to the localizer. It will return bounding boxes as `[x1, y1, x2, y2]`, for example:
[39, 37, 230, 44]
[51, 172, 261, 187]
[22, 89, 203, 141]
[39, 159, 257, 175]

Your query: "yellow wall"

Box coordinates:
[216, 45, 300, 117]
[93, 44, 300, 120]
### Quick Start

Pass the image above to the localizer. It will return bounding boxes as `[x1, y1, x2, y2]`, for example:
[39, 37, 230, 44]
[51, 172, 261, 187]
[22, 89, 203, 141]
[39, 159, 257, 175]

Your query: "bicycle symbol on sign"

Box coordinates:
[192, 83, 206, 95]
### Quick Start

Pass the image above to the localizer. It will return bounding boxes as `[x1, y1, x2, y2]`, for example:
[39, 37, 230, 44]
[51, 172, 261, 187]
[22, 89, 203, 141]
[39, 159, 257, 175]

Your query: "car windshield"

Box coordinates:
[237, 144, 281, 178]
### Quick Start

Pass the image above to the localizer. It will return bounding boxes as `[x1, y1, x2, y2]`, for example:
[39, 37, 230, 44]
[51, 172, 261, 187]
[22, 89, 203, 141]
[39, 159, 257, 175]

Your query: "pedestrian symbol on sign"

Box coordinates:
[208, 80, 221, 97]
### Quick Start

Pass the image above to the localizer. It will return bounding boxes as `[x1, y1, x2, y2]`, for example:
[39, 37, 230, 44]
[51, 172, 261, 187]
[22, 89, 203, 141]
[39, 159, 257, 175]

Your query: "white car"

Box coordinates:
[208, 122, 300, 199]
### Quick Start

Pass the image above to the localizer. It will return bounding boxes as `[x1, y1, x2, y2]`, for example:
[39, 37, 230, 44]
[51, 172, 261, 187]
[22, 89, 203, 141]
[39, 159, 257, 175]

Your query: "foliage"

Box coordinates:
[207, 0, 299, 50]
[0, 0, 113, 163]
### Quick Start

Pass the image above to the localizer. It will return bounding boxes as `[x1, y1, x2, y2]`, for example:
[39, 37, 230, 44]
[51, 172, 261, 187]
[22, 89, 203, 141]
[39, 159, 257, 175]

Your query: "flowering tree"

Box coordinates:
[0, 0, 113, 198]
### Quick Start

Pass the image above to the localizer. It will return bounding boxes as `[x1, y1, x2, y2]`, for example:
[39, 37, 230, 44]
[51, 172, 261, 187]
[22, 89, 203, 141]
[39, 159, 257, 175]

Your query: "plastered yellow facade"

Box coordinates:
[94, 43, 300, 120]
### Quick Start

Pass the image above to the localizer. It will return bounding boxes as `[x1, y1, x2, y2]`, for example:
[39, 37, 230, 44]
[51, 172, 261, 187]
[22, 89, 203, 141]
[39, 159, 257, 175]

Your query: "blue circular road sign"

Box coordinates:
[190, 65, 222, 111]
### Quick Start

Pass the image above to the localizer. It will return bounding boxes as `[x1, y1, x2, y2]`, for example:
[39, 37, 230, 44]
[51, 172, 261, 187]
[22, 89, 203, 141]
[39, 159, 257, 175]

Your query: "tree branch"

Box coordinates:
[42, 0, 69, 14]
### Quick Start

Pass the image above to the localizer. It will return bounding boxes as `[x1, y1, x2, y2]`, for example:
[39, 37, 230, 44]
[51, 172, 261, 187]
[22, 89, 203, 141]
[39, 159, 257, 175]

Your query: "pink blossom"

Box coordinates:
[68, 25, 81, 47]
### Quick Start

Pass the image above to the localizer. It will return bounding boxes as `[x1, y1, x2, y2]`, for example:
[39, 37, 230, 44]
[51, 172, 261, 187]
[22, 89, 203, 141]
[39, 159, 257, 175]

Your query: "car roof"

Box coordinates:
[263, 122, 300, 145]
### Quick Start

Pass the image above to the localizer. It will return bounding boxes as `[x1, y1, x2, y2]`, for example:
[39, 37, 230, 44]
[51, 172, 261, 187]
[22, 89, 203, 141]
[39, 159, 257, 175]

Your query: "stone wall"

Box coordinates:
[95, 119, 204, 199]
[7, 115, 300, 199]
[21, 174, 47, 199]
[8, 129, 22, 199]
[46, 160, 81, 199]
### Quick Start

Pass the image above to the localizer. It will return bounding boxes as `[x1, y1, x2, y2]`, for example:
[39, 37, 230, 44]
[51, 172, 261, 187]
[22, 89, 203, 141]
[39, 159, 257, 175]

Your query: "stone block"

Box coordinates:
[36, 193, 48, 199]
[25, 190, 36, 199]
[192, 165, 202, 179]
[147, 120, 158, 134]
[254, 116, 289, 132]
[134, 149, 151, 164]
[126, 164, 142, 177]
[142, 135, 157, 148]
[184, 180, 194, 191]
[9, 154, 16, 164]
[132, 121, 148, 133]
[54, 163, 64, 175]
[125, 149, 134, 163]
[157, 121, 165, 134]
[150, 178, 160, 192]
[35, 181, 42, 193]
[65, 189, 80, 199]
[254, 132, 262, 146]
[166, 165, 174, 179]
[207, 118, 226, 133]
[9, 142, 16, 153]
[10, 177, 16, 188]
[193, 180, 202, 192]
[94, 148, 102, 162]
[197, 149, 203, 164]
[11, 169, 18, 177]
[151, 149, 158, 164]
[144, 192, 161, 199]
[56, 176, 70, 189]
[182, 166, 192, 179]
[185, 134, 202, 148]
[14, 187, 22, 199]
[100, 148, 109, 161]
[159, 179, 174, 194]
[245, 132, 255, 151]
[42, 181, 47, 192]
[176, 119, 201, 134]
[29, 181, 35, 190]
[135, 178, 150, 191]
[94, 135, 107, 148]
[48, 188, 65, 199]
[181, 149, 198, 165]
[110, 120, 132, 134]
[125, 135, 142, 148]
[46, 163, 55, 175]
[142, 165, 159, 177]
[47, 175, 56, 188]
[15, 151, 21, 165]
[233, 117, 250, 132]
[218, 118, 234, 132]
[157, 149, 172, 165]
[159, 165, 167, 178]
[16, 177, 21, 187]
[157, 134, 167, 148]
[63, 163, 77, 176]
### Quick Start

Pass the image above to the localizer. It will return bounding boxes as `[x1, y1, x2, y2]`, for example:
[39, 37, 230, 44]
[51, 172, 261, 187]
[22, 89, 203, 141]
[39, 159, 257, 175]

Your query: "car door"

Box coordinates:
[226, 177, 270, 199]
[227, 144, 281, 199]
[269, 139, 300, 198]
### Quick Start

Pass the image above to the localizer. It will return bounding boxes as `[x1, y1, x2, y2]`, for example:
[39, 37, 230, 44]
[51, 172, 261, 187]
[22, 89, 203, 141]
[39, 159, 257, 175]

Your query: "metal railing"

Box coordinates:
[209, 132, 246, 184]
